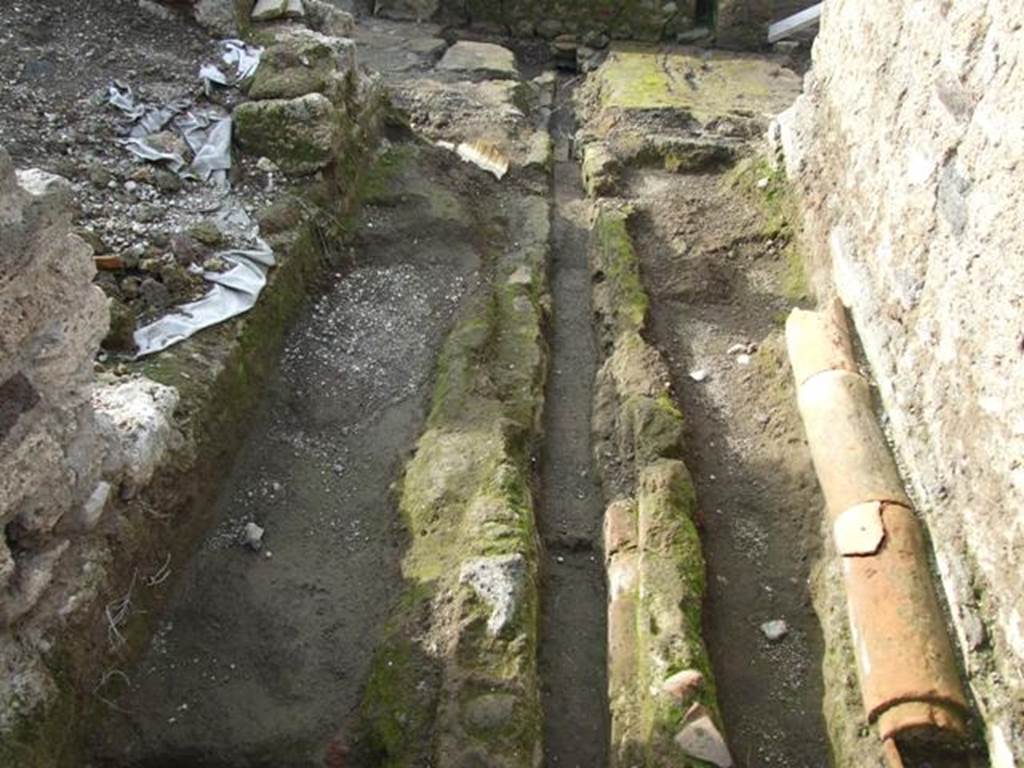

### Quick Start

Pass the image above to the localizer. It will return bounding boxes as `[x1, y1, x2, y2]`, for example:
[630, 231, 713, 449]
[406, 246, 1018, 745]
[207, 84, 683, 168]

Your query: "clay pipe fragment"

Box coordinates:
[785, 300, 970, 748]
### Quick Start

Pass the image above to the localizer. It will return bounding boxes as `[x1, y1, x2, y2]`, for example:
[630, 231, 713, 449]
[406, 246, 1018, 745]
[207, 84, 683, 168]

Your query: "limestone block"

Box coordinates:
[233, 93, 343, 175]
[92, 377, 181, 497]
[249, 28, 355, 101]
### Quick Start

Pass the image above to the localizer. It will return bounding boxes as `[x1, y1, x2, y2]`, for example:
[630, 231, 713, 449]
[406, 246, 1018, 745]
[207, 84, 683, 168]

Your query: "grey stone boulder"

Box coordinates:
[303, 0, 355, 36]
[234, 92, 343, 175]
[249, 27, 356, 101]
[437, 41, 519, 79]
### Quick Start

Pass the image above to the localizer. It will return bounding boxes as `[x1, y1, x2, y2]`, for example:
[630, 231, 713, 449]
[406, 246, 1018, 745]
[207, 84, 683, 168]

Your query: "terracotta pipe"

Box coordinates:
[786, 300, 969, 748]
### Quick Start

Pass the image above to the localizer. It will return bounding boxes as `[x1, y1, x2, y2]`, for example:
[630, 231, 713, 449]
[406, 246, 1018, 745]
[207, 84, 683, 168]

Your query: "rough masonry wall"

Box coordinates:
[778, 1, 1024, 763]
[0, 150, 109, 623]
[375, 0, 771, 46]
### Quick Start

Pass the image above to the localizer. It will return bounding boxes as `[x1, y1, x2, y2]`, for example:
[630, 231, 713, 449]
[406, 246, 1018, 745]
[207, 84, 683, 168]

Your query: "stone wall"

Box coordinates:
[0, 150, 109, 624]
[777, 1, 1024, 763]
[375, 0, 772, 46]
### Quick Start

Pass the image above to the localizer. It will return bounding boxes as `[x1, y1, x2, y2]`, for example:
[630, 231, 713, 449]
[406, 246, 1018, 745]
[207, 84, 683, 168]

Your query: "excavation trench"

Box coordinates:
[86, 35, 828, 768]
[89, 144, 484, 767]
[537, 81, 611, 767]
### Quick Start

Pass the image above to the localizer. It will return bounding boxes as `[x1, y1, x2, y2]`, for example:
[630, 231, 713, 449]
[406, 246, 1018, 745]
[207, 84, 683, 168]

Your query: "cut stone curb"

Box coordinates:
[437, 41, 519, 79]
[353, 192, 551, 767]
[590, 204, 725, 767]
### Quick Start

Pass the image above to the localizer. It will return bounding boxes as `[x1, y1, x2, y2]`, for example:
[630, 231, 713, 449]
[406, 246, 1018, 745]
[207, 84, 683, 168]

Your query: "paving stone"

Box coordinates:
[437, 41, 518, 79]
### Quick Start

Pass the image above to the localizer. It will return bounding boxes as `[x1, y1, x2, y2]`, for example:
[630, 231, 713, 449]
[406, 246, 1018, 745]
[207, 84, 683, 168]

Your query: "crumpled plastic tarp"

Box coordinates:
[107, 40, 276, 356]
[221, 39, 262, 80]
[133, 239, 276, 357]
[108, 41, 261, 187]
[109, 84, 232, 184]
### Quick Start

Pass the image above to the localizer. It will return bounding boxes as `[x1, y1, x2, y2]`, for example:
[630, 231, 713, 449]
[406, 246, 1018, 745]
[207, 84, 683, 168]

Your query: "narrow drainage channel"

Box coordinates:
[89, 145, 479, 767]
[536, 80, 610, 767]
[629, 170, 830, 766]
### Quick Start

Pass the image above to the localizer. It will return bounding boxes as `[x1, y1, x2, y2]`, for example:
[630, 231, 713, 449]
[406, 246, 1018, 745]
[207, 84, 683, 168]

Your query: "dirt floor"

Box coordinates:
[0, 0, 211, 168]
[628, 168, 830, 766]
[89, 144, 486, 766]
[537, 82, 611, 767]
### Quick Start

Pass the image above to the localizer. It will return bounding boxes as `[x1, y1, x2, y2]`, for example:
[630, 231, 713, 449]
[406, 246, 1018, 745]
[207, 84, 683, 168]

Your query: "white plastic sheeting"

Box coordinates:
[133, 239, 276, 357]
[108, 39, 277, 356]
[221, 39, 262, 80]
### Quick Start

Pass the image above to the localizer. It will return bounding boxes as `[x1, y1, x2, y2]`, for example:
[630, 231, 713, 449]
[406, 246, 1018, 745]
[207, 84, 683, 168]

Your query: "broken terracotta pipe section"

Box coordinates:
[786, 300, 970, 756]
[602, 499, 733, 768]
[604, 498, 640, 749]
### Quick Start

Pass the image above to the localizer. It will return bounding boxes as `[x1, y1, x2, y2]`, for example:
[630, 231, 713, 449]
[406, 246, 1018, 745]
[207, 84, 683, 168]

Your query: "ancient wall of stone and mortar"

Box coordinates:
[0, 144, 183, 754]
[375, 0, 770, 47]
[775, 1, 1024, 762]
[0, 153, 110, 626]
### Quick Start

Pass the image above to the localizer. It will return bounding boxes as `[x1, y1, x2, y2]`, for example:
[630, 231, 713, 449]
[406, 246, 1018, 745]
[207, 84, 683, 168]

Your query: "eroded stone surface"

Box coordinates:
[92, 376, 180, 496]
[438, 41, 518, 79]
[0, 150, 107, 617]
[459, 551, 527, 637]
[233, 93, 342, 175]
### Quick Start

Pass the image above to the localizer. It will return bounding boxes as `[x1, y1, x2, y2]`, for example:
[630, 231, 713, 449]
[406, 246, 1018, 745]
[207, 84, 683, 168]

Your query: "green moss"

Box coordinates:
[594, 45, 793, 122]
[102, 298, 136, 352]
[427, 300, 495, 427]
[782, 242, 811, 303]
[361, 144, 416, 203]
[635, 460, 720, 766]
[248, 38, 342, 101]
[593, 207, 649, 336]
[357, 612, 440, 767]
[492, 282, 547, 432]
[233, 96, 342, 175]
[0, 653, 79, 768]
[727, 155, 811, 304]
[625, 394, 685, 464]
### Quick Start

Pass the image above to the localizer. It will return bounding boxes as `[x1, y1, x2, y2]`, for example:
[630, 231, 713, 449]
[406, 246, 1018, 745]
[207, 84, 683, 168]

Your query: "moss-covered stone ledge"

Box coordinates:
[590, 204, 725, 767]
[353, 194, 550, 767]
[574, 44, 802, 198]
